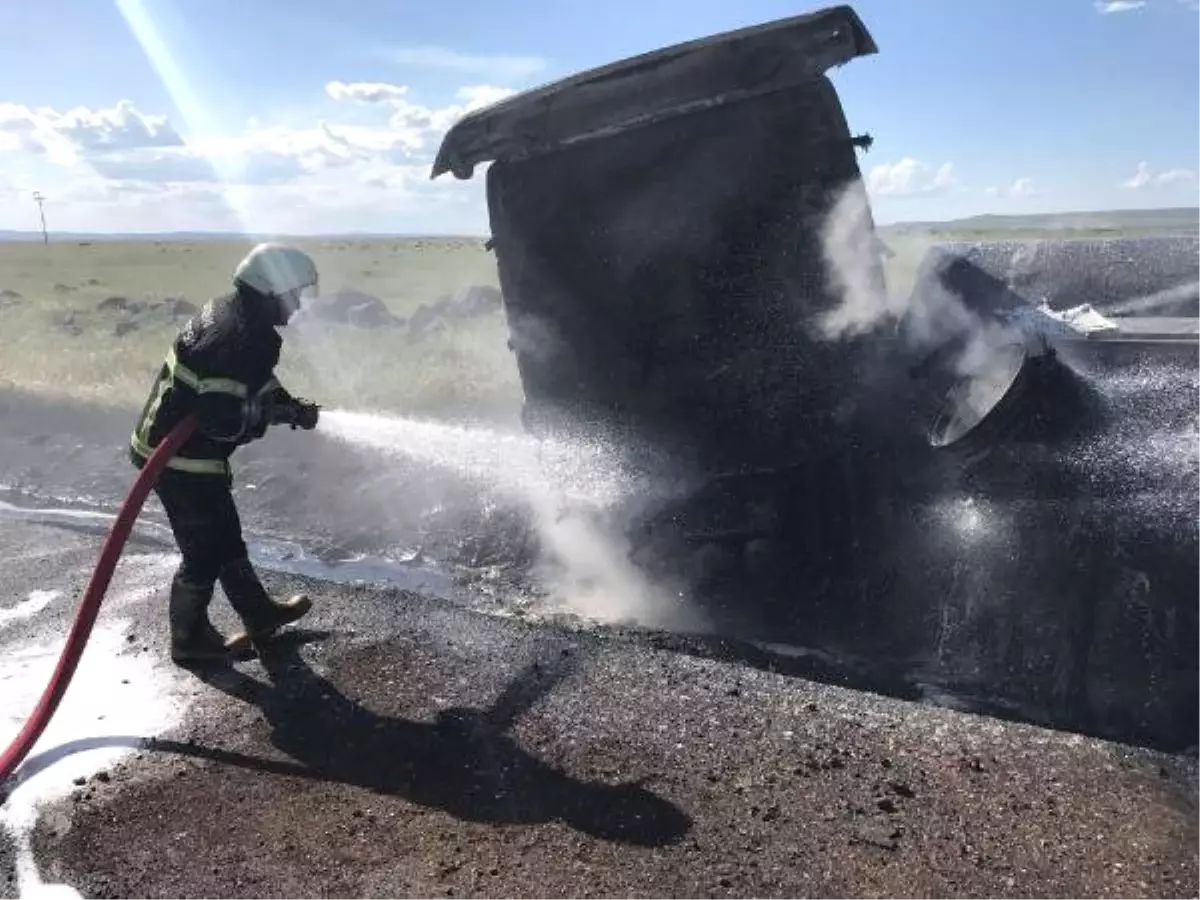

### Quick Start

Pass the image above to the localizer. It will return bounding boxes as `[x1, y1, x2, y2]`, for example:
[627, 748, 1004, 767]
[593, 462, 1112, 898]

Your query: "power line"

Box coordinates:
[31, 191, 47, 245]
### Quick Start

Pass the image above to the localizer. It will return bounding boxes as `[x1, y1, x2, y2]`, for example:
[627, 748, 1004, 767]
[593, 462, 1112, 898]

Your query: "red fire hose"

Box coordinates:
[0, 416, 197, 784]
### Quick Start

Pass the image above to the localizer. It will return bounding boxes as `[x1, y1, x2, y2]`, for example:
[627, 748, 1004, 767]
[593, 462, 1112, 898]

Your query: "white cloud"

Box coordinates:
[1122, 161, 1153, 189]
[1155, 167, 1198, 185]
[325, 80, 517, 161]
[325, 81, 410, 104]
[456, 85, 518, 112]
[1096, 0, 1200, 12]
[866, 158, 959, 197]
[51, 100, 182, 152]
[1121, 160, 1198, 189]
[0, 103, 87, 165]
[984, 178, 1037, 199]
[386, 46, 547, 81]
[1008, 177, 1037, 197]
[984, 177, 1041, 199]
[0, 99, 181, 167]
[0, 85, 518, 234]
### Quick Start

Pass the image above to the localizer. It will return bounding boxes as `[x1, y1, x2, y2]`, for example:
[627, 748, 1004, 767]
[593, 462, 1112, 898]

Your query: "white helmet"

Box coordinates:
[233, 243, 319, 298]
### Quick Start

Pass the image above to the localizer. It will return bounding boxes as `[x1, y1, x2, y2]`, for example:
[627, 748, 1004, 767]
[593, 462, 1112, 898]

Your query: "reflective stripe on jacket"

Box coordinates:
[130, 287, 291, 476]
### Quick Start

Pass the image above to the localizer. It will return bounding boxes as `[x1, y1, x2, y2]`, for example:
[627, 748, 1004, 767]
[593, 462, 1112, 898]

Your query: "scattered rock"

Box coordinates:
[347, 302, 397, 329]
[854, 821, 901, 850]
[98, 295, 131, 312]
[168, 297, 198, 317]
[889, 780, 915, 798]
[305, 282, 503, 335]
[455, 284, 502, 317]
[0, 288, 20, 300]
[313, 288, 400, 329]
[95, 771, 111, 784]
[57, 311, 83, 336]
[965, 756, 988, 774]
[72, 777, 86, 786]
[877, 797, 898, 814]
[53, 283, 73, 294]
[115, 320, 139, 337]
[407, 303, 440, 338]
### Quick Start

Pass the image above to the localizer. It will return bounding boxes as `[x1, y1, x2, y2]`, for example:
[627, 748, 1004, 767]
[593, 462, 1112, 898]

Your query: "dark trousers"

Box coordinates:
[154, 470, 249, 588]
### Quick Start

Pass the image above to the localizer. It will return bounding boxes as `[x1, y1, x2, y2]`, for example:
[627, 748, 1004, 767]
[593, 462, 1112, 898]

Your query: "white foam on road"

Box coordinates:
[0, 500, 176, 547]
[0, 592, 61, 630]
[0, 555, 191, 898]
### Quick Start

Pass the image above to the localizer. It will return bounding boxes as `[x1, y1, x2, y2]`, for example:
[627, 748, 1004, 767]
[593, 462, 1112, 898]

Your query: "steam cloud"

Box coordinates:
[316, 410, 699, 631]
[282, 247, 699, 633]
[816, 178, 1022, 378]
[1105, 279, 1200, 316]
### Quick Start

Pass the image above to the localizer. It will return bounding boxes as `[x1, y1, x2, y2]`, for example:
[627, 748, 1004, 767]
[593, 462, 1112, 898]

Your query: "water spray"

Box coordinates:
[317, 409, 699, 631]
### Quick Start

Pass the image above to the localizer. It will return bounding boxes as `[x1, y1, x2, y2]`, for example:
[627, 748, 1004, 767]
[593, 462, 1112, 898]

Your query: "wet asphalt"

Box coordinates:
[1, 386, 1198, 897]
[0, 516, 1196, 898]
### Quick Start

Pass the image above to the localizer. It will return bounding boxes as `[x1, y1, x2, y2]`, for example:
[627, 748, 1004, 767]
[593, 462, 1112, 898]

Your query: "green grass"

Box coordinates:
[0, 237, 521, 419]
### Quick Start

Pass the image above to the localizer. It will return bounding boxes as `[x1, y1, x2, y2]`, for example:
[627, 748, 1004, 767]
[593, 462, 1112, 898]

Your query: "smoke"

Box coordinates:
[816, 179, 1021, 378]
[1104, 279, 1200, 316]
[287, 308, 365, 400]
[318, 410, 700, 632]
[816, 179, 904, 341]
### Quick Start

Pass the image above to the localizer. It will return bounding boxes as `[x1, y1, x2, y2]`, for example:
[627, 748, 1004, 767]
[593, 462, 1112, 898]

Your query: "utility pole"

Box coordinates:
[32, 191, 47, 244]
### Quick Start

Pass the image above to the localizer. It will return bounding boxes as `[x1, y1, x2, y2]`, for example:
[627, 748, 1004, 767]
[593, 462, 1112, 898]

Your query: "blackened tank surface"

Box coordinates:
[430, 9, 1198, 752]
[432, 5, 885, 475]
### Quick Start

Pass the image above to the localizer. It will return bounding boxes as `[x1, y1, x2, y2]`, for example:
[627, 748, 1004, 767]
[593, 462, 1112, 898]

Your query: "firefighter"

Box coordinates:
[131, 242, 322, 665]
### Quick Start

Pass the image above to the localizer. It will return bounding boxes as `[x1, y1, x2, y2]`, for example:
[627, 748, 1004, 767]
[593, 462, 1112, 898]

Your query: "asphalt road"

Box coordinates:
[0, 515, 1196, 899]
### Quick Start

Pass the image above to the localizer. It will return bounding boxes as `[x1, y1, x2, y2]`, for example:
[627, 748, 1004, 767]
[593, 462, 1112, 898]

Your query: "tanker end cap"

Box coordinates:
[429, 4, 878, 180]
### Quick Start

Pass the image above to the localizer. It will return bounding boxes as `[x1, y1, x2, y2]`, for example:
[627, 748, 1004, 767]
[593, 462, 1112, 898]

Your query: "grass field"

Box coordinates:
[0, 236, 520, 420]
[0, 219, 1192, 421]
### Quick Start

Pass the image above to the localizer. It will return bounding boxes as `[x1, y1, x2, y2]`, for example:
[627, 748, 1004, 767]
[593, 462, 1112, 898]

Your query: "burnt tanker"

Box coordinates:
[432, 5, 1199, 752]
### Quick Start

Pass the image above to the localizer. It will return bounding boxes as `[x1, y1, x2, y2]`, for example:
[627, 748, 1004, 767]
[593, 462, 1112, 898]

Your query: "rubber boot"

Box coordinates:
[168, 575, 229, 665]
[218, 556, 311, 651]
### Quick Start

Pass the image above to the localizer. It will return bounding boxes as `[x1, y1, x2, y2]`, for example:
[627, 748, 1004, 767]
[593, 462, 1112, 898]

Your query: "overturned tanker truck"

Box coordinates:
[432, 5, 1199, 753]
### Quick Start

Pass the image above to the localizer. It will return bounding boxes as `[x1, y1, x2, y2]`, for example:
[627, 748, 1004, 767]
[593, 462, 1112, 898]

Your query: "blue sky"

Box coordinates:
[0, 0, 1196, 232]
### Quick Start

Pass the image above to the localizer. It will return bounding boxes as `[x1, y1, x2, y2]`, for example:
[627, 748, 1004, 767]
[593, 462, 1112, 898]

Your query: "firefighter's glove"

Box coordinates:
[289, 399, 320, 431]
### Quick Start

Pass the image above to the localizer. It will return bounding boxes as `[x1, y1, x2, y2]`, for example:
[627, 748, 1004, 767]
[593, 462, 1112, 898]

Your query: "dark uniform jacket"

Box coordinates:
[130, 286, 295, 476]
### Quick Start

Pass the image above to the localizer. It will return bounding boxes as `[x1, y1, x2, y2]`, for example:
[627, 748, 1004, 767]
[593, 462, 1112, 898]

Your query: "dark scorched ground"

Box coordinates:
[0, 539, 1191, 899]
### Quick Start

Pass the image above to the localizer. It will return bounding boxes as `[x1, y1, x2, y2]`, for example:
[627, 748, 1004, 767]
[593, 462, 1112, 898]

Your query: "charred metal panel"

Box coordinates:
[432, 5, 877, 178]
[485, 76, 880, 474]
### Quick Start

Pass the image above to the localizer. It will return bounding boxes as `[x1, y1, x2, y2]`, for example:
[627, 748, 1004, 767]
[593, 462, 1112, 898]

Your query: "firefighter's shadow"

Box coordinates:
[196, 634, 691, 848]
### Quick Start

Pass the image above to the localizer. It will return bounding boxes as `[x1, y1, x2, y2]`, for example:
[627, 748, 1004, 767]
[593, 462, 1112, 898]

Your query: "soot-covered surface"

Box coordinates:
[924, 235, 1200, 318]
[20, 558, 1200, 900]
[1, 450, 1196, 897]
[2, 365, 1197, 756]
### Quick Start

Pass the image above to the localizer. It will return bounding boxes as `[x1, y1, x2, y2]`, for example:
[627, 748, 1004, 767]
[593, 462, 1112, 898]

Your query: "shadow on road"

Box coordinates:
[163, 631, 692, 848]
